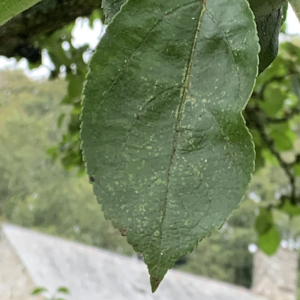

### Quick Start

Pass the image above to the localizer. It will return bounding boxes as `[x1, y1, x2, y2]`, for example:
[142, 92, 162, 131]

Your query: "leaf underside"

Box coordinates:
[81, 0, 259, 292]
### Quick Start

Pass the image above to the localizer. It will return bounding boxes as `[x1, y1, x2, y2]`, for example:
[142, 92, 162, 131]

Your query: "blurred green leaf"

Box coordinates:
[255, 208, 273, 235]
[57, 113, 66, 128]
[269, 123, 296, 151]
[57, 287, 69, 294]
[259, 86, 286, 116]
[280, 201, 300, 218]
[32, 287, 48, 295]
[258, 225, 280, 255]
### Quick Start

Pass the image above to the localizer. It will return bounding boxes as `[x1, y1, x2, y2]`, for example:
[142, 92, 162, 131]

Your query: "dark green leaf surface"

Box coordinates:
[82, 0, 259, 291]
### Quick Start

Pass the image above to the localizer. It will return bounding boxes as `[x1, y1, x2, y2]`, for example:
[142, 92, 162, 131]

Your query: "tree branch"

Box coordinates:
[0, 0, 102, 60]
[246, 105, 297, 204]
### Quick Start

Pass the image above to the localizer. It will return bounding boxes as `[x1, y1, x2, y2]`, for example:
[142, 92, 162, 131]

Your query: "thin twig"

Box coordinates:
[266, 107, 300, 123]
[254, 72, 298, 100]
[245, 106, 297, 204]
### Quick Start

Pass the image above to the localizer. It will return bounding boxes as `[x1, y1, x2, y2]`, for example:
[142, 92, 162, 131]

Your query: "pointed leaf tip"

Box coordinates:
[150, 277, 161, 293]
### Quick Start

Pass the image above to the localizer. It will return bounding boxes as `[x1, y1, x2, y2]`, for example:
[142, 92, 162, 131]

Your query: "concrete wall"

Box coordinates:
[0, 233, 43, 300]
[252, 247, 298, 300]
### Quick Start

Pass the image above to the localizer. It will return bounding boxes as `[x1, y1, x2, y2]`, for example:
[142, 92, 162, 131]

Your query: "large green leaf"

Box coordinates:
[81, 0, 259, 291]
[0, 0, 41, 25]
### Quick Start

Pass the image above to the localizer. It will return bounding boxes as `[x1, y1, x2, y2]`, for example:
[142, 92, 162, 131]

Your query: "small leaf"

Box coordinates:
[57, 287, 69, 294]
[57, 113, 66, 128]
[280, 201, 300, 218]
[31, 287, 48, 295]
[259, 86, 286, 116]
[82, 0, 259, 291]
[269, 123, 296, 151]
[258, 225, 280, 255]
[255, 207, 280, 255]
[255, 208, 273, 235]
[0, 0, 41, 25]
[248, 0, 287, 19]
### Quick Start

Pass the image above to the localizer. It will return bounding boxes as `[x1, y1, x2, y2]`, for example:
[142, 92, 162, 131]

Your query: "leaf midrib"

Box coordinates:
[155, 0, 208, 270]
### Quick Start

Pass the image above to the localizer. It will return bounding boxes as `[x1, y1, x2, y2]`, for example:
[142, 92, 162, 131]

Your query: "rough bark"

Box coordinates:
[0, 0, 102, 61]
